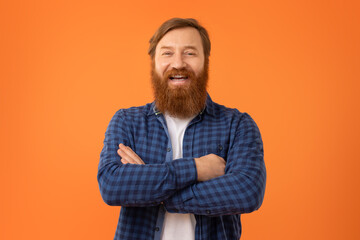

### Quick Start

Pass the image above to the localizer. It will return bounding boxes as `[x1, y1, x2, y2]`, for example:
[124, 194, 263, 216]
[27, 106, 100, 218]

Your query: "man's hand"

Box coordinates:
[194, 154, 226, 182]
[118, 143, 145, 165]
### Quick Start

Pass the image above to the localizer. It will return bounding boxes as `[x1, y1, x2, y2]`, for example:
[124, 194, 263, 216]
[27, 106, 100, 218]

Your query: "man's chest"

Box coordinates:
[128, 116, 232, 164]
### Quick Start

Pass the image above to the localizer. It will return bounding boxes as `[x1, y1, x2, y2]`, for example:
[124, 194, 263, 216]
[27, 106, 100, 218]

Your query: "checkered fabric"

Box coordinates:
[98, 95, 266, 240]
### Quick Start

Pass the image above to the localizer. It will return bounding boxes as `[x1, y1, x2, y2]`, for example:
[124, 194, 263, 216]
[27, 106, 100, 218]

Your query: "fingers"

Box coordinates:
[123, 145, 144, 164]
[118, 148, 137, 164]
[118, 144, 145, 165]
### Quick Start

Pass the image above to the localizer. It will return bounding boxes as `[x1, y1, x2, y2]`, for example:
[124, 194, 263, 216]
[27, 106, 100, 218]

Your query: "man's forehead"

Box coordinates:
[156, 28, 203, 49]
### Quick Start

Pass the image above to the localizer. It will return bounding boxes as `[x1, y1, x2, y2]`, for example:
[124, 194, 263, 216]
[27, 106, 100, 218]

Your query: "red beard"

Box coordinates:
[151, 61, 209, 119]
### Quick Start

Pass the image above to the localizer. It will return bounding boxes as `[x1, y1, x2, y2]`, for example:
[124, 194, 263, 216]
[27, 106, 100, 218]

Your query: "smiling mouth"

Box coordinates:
[169, 75, 189, 81]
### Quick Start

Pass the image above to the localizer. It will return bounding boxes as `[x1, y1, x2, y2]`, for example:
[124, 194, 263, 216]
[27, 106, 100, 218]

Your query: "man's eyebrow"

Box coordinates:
[183, 46, 198, 50]
[158, 46, 199, 51]
[159, 46, 173, 50]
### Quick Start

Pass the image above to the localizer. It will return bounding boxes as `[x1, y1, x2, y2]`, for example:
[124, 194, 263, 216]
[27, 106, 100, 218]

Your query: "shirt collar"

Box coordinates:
[146, 93, 215, 117]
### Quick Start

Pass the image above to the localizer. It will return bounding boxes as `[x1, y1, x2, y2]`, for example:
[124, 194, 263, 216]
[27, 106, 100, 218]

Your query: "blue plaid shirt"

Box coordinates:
[98, 95, 266, 240]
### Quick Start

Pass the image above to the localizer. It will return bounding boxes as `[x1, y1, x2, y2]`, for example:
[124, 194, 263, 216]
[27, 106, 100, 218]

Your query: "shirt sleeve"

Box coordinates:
[163, 113, 266, 216]
[97, 110, 197, 207]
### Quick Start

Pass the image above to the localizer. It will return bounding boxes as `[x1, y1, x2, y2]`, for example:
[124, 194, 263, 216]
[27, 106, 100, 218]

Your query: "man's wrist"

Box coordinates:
[171, 158, 198, 189]
[194, 157, 201, 181]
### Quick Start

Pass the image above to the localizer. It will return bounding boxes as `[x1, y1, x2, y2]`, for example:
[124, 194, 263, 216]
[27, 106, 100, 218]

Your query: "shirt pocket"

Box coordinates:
[203, 142, 229, 160]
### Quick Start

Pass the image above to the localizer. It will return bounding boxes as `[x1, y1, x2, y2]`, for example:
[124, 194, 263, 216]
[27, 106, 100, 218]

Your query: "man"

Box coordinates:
[98, 18, 266, 240]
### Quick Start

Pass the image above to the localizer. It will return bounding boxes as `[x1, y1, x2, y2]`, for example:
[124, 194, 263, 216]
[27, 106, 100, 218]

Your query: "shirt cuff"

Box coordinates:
[171, 157, 197, 190]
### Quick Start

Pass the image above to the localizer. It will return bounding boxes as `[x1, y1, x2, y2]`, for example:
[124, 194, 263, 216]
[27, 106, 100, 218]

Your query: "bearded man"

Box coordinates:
[98, 18, 266, 240]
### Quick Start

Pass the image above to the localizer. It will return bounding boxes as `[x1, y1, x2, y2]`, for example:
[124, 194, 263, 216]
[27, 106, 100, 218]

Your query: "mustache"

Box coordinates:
[164, 68, 196, 80]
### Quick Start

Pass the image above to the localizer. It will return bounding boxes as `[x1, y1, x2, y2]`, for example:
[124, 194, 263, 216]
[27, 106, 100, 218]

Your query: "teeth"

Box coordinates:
[170, 75, 187, 80]
[174, 75, 184, 78]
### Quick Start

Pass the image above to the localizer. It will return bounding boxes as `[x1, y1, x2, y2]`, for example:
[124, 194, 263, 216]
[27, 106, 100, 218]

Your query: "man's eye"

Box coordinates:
[185, 52, 196, 56]
[162, 52, 172, 56]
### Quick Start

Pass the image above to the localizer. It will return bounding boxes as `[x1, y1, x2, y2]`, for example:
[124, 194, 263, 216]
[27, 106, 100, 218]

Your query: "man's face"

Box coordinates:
[154, 27, 205, 89]
[151, 27, 208, 119]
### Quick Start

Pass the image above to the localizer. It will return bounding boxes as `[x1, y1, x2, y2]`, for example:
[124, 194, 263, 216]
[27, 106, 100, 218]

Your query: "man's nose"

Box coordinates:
[171, 53, 186, 69]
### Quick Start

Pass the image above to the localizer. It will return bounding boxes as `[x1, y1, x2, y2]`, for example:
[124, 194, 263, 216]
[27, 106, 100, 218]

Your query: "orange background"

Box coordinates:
[1, 0, 359, 239]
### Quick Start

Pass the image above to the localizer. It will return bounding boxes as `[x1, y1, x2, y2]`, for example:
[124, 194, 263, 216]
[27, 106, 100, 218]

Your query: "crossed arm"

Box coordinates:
[98, 110, 266, 217]
[117, 136, 265, 216]
[98, 111, 266, 216]
[118, 143, 226, 182]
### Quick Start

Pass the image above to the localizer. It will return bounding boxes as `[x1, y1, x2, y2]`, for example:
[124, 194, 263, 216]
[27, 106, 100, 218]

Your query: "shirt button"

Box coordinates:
[167, 147, 171, 152]
[154, 227, 160, 231]
[206, 210, 211, 214]
[218, 144, 223, 151]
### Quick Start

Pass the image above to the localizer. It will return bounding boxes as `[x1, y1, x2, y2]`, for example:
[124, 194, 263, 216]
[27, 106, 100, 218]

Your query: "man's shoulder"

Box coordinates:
[208, 99, 243, 118]
[208, 99, 256, 127]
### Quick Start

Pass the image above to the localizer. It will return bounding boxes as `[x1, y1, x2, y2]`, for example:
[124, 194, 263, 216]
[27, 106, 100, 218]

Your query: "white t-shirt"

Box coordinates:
[161, 113, 196, 240]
